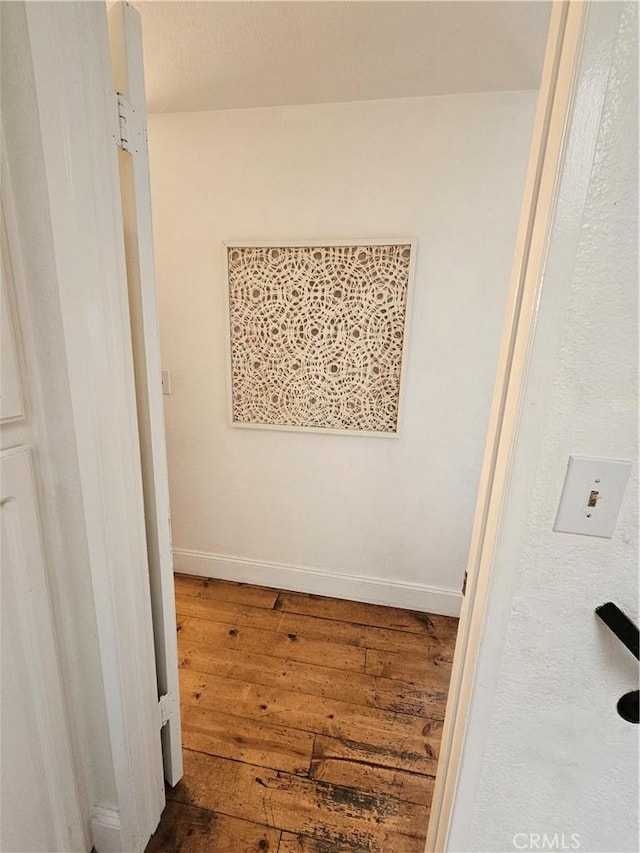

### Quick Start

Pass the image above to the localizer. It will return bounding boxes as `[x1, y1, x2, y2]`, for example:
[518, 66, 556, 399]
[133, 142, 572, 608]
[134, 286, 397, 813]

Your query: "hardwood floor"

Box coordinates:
[146, 575, 458, 853]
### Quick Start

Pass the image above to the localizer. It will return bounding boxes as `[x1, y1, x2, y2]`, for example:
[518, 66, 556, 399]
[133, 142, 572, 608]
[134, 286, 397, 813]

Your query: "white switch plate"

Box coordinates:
[161, 369, 171, 395]
[554, 455, 632, 538]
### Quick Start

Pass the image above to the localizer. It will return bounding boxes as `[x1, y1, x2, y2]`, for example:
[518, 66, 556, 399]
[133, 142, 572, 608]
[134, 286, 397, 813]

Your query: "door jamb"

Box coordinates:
[14, 3, 166, 849]
[425, 3, 588, 849]
[108, 0, 184, 787]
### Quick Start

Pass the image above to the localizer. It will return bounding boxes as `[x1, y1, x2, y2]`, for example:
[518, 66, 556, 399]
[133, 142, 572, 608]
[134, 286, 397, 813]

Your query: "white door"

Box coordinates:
[108, 1, 183, 786]
[1, 213, 85, 852]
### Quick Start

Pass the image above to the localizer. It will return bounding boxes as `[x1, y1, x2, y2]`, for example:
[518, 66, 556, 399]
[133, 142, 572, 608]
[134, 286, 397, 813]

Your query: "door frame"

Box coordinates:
[108, 0, 183, 787]
[426, 1, 626, 848]
[11, 0, 611, 850]
[6, 3, 166, 850]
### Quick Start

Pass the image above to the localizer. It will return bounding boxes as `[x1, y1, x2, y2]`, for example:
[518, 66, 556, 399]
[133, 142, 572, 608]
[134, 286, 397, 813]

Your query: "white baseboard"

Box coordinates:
[172, 548, 462, 617]
[91, 807, 121, 853]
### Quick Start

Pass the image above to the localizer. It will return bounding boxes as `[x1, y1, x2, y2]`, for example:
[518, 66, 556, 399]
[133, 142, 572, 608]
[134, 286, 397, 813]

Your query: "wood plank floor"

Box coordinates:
[146, 575, 458, 853]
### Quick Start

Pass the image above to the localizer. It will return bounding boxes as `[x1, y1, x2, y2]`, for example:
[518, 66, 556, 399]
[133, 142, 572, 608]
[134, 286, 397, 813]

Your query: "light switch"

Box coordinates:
[554, 455, 632, 538]
[161, 369, 171, 395]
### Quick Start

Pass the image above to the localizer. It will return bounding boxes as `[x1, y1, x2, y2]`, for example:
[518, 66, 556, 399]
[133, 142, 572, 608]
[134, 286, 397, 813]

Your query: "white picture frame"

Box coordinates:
[223, 238, 417, 438]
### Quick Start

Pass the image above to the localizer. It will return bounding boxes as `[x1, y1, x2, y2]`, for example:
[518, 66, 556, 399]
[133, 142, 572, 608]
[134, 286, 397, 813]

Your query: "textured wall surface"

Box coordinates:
[463, 4, 638, 850]
[149, 91, 536, 606]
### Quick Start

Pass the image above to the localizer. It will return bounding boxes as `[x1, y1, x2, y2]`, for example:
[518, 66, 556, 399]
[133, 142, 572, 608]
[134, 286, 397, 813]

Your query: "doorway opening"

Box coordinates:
[117, 3, 552, 850]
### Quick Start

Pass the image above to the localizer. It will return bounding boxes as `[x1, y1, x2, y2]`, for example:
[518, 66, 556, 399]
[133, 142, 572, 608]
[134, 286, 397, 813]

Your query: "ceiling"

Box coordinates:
[136, 1, 552, 115]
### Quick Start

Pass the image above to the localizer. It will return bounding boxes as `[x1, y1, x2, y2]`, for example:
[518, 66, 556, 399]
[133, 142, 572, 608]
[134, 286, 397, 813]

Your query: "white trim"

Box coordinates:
[425, 2, 621, 849]
[91, 807, 122, 853]
[22, 3, 165, 849]
[224, 238, 417, 248]
[226, 421, 404, 438]
[221, 237, 417, 438]
[173, 548, 462, 617]
[108, 0, 183, 788]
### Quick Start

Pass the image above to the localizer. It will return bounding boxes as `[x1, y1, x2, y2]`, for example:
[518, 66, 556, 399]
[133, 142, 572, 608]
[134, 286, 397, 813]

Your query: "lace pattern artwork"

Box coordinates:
[226, 242, 413, 434]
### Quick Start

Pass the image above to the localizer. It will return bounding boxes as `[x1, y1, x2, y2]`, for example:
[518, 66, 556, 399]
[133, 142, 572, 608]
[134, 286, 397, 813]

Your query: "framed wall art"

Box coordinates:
[224, 239, 416, 436]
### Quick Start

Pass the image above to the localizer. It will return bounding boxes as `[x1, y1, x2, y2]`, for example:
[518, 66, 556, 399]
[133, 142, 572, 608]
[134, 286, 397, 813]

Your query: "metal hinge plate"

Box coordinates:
[113, 93, 144, 154]
[158, 692, 177, 728]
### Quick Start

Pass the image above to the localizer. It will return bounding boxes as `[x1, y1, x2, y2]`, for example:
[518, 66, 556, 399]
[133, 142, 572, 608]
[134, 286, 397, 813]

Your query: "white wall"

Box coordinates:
[452, 2, 638, 850]
[149, 91, 537, 614]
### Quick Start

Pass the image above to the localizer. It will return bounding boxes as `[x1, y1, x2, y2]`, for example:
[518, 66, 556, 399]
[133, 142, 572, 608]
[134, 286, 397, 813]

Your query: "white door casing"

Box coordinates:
[426, 2, 588, 847]
[108, 1, 183, 786]
[3, 2, 168, 849]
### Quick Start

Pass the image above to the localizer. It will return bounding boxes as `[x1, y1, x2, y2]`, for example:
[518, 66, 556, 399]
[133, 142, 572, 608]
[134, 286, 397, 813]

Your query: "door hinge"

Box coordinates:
[461, 570, 468, 597]
[158, 692, 177, 728]
[113, 93, 144, 154]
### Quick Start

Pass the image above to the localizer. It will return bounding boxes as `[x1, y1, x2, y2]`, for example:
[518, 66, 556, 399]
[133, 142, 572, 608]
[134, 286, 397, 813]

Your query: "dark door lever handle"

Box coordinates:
[595, 603, 639, 723]
[595, 602, 639, 660]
